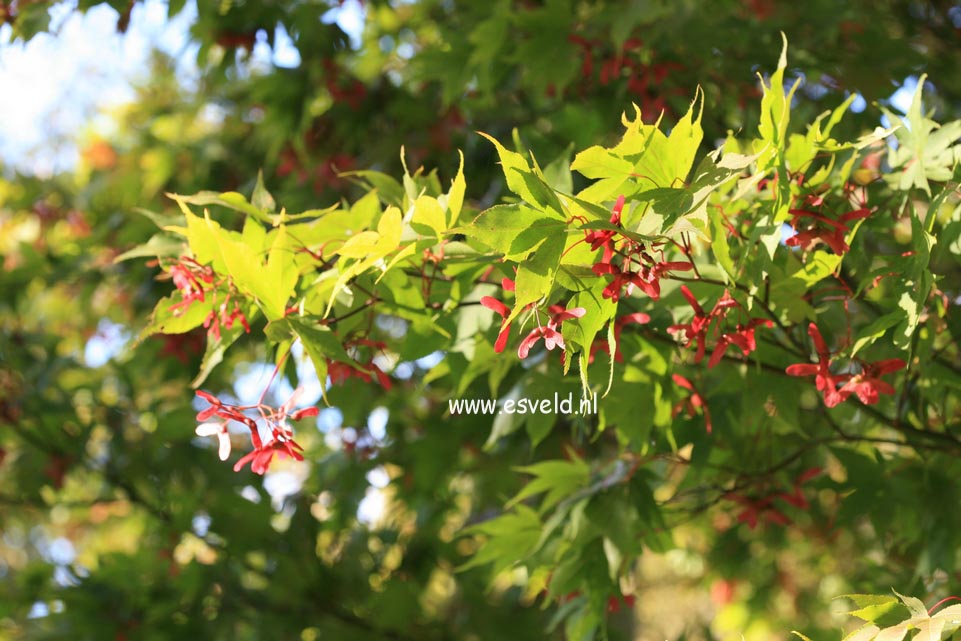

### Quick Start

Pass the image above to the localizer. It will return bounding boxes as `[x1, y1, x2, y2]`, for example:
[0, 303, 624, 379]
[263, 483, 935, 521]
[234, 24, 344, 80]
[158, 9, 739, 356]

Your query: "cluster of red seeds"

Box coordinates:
[327, 338, 393, 391]
[481, 277, 586, 359]
[786, 192, 871, 255]
[566, 35, 684, 120]
[671, 374, 712, 433]
[668, 286, 773, 369]
[588, 196, 694, 302]
[726, 468, 823, 529]
[786, 323, 905, 407]
[168, 256, 250, 341]
[194, 388, 318, 475]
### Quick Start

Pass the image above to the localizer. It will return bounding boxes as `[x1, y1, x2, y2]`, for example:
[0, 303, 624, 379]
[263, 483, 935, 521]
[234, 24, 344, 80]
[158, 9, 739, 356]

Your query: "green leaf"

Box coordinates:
[542, 145, 574, 195]
[262, 226, 300, 318]
[326, 207, 404, 315]
[182, 208, 225, 269]
[177, 207, 298, 320]
[459, 204, 566, 258]
[639, 151, 744, 236]
[282, 317, 351, 402]
[892, 213, 936, 348]
[170, 190, 270, 223]
[660, 86, 704, 184]
[336, 231, 382, 258]
[483, 382, 526, 448]
[251, 170, 276, 213]
[571, 146, 634, 180]
[215, 221, 297, 320]
[843, 625, 882, 641]
[512, 233, 566, 314]
[134, 207, 183, 229]
[518, 374, 583, 447]
[709, 206, 736, 282]
[794, 250, 842, 287]
[630, 474, 672, 551]
[478, 131, 558, 210]
[602, 537, 622, 582]
[410, 195, 447, 237]
[562, 285, 617, 356]
[139, 296, 210, 340]
[525, 411, 556, 449]
[757, 33, 800, 154]
[874, 623, 909, 641]
[343, 170, 406, 208]
[290, 318, 348, 358]
[447, 150, 467, 226]
[506, 458, 590, 512]
[458, 505, 541, 573]
[241, 215, 267, 252]
[113, 234, 184, 262]
[191, 324, 246, 388]
[851, 312, 903, 356]
[893, 591, 928, 619]
[842, 594, 904, 624]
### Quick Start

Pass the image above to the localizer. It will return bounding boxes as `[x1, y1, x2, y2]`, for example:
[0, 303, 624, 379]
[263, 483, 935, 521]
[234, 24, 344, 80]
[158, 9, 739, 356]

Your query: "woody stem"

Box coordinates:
[258, 345, 292, 406]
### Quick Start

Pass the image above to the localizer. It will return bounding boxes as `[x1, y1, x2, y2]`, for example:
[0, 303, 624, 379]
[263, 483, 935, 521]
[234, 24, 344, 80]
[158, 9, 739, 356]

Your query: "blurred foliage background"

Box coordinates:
[2, 1, 961, 640]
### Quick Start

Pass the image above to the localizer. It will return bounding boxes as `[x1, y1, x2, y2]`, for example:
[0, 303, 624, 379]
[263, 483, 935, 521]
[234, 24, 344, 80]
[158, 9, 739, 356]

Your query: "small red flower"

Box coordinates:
[221, 298, 251, 333]
[672, 373, 712, 433]
[786, 207, 871, 255]
[785, 323, 855, 407]
[774, 467, 822, 509]
[168, 257, 214, 314]
[643, 260, 693, 299]
[606, 593, 636, 614]
[838, 358, 906, 405]
[517, 305, 586, 359]
[584, 194, 625, 260]
[583, 200, 691, 302]
[328, 359, 392, 390]
[195, 390, 256, 429]
[327, 339, 392, 390]
[233, 436, 304, 475]
[196, 392, 260, 446]
[480, 277, 520, 353]
[195, 390, 224, 421]
[668, 288, 769, 368]
[593, 259, 692, 302]
[593, 263, 648, 301]
[165, 256, 251, 341]
[202, 294, 251, 342]
[708, 318, 774, 368]
[729, 467, 822, 529]
[194, 386, 319, 469]
[481, 296, 513, 353]
[729, 494, 790, 529]
[290, 407, 320, 421]
[667, 285, 714, 363]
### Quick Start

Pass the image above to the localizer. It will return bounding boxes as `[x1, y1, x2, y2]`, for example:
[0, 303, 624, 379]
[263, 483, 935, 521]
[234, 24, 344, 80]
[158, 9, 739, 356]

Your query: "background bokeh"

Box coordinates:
[2, 1, 961, 640]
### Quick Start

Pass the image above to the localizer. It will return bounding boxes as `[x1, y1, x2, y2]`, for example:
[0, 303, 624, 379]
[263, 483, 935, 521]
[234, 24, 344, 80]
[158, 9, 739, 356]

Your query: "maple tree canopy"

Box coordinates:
[2, 3, 961, 640]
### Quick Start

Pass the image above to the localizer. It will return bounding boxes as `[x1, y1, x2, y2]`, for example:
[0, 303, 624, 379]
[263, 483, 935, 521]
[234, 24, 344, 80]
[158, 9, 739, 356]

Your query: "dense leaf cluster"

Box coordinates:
[3, 3, 961, 641]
